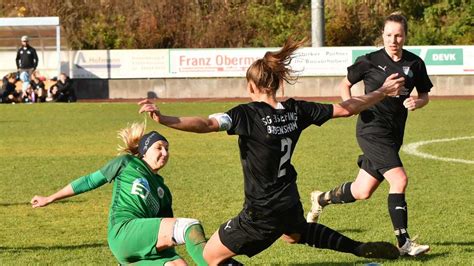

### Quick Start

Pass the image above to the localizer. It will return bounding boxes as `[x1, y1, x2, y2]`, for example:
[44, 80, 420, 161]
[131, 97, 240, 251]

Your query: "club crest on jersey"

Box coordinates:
[402, 66, 413, 77]
[131, 178, 150, 199]
[157, 187, 165, 198]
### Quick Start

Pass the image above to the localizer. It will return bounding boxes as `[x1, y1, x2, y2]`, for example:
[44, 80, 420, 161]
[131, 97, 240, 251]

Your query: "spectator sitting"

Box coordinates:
[50, 73, 76, 102]
[23, 83, 36, 103]
[30, 71, 47, 102]
[1, 72, 21, 104]
[46, 77, 56, 102]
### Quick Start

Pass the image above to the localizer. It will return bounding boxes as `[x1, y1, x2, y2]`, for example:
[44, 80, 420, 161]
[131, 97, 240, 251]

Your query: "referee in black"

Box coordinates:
[307, 12, 432, 257]
[140, 37, 405, 264]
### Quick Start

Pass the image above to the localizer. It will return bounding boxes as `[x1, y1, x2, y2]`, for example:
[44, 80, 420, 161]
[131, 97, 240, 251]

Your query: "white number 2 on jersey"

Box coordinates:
[278, 137, 292, 178]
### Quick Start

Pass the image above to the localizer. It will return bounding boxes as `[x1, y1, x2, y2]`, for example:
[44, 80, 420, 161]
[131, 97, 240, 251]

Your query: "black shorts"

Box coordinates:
[218, 201, 307, 257]
[357, 135, 403, 182]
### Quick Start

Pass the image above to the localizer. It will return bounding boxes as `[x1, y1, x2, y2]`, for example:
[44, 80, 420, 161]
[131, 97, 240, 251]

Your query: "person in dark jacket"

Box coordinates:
[1, 72, 21, 104]
[50, 73, 76, 102]
[16, 35, 39, 95]
[16, 35, 38, 71]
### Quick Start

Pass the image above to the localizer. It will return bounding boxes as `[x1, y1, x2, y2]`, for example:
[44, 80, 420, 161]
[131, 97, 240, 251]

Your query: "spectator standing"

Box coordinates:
[16, 35, 38, 97]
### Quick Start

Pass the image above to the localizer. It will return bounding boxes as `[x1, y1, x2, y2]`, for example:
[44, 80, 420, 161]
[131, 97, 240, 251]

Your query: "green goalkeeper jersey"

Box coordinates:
[71, 154, 174, 226]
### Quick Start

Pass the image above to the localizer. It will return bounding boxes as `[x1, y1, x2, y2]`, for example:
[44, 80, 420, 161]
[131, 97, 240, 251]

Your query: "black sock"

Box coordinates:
[318, 182, 356, 207]
[388, 193, 410, 246]
[219, 257, 243, 266]
[299, 222, 362, 255]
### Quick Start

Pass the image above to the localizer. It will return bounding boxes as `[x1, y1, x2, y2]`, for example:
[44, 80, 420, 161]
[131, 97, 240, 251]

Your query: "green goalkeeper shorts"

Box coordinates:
[108, 218, 181, 265]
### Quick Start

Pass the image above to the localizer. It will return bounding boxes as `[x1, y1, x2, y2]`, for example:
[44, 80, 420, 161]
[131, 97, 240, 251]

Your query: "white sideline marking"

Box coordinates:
[402, 136, 474, 164]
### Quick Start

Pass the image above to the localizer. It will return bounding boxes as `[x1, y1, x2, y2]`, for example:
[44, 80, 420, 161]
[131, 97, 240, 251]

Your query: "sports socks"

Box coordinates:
[318, 182, 356, 207]
[388, 193, 410, 246]
[299, 222, 362, 254]
[184, 224, 208, 266]
[219, 257, 243, 265]
[299, 223, 399, 259]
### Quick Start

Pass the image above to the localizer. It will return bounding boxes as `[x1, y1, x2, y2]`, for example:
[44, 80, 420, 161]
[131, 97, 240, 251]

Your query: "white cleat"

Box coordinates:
[306, 190, 324, 223]
[399, 238, 430, 256]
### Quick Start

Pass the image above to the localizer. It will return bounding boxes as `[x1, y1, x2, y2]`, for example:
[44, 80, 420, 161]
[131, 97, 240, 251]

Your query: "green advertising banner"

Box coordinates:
[351, 49, 376, 62]
[424, 48, 463, 65]
[350, 46, 470, 75]
[352, 48, 421, 63]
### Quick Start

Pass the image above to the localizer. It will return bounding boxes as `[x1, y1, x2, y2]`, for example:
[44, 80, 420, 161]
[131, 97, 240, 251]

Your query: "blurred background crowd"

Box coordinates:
[1, 35, 75, 104]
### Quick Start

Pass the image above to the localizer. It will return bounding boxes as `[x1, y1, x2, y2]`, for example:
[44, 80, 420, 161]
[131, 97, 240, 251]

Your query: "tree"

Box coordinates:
[408, 0, 474, 45]
[1, 0, 470, 49]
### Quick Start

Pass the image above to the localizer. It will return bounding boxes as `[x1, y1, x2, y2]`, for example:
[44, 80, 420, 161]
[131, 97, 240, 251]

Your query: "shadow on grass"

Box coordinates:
[0, 199, 84, 207]
[0, 242, 107, 252]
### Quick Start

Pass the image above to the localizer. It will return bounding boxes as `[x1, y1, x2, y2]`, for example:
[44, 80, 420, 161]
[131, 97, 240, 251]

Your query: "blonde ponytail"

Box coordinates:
[117, 122, 146, 156]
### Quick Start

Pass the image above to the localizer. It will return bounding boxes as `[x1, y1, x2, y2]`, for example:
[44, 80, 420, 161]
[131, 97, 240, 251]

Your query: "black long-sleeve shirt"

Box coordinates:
[16, 45, 38, 69]
[56, 79, 72, 94]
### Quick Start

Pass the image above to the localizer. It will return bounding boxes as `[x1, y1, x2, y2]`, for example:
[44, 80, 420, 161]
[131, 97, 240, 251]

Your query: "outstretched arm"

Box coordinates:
[31, 184, 75, 208]
[138, 99, 220, 133]
[332, 73, 404, 118]
[31, 171, 108, 208]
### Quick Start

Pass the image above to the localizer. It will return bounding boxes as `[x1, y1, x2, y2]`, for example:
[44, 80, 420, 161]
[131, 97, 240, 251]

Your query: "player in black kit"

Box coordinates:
[307, 12, 432, 257]
[139, 37, 405, 264]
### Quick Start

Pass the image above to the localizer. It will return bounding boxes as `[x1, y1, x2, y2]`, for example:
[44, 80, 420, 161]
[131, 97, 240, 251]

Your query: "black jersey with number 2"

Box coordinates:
[225, 98, 333, 215]
[348, 49, 432, 144]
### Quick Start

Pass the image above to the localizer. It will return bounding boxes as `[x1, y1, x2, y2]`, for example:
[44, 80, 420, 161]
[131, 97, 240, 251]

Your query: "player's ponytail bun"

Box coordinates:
[117, 122, 145, 156]
[246, 37, 306, 94]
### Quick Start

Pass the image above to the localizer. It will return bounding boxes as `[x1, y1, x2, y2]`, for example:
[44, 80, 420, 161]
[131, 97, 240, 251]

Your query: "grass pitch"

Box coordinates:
[0, 99, 472, 265]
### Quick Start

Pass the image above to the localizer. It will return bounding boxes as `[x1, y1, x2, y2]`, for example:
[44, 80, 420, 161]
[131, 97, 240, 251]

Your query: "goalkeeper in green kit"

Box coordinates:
[31, 123, 210, 265]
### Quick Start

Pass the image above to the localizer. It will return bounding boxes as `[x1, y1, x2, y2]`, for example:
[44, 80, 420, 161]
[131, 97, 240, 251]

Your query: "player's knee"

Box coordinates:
[353, 189, 373, 200]
[202, 249, 222, 265]
[173, 218, 201, 245]
[388, 177, 408, 192]
[281, 233, 300, 244]
[399, 176, 408, 188]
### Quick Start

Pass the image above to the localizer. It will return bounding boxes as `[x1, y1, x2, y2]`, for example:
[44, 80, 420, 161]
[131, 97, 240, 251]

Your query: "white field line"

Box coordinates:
[402, 136, 474, 164]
